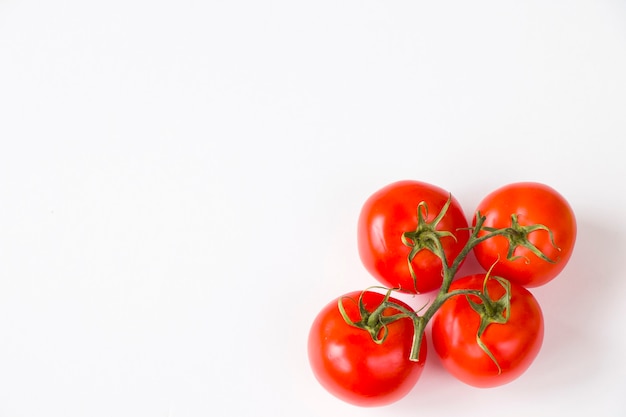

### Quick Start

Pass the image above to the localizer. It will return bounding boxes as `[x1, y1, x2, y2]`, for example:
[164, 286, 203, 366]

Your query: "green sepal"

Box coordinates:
[465, 274, 511, 375]
[481, 214, 559, 264]
[401, 195, 457, 292]
[337, 287, 411, 345]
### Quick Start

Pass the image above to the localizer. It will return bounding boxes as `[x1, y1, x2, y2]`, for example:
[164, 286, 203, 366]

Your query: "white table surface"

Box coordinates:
[1, 1, 625, 416]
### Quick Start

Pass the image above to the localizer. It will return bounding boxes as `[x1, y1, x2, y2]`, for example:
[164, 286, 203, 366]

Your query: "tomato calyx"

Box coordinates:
[463, 273, 511, 374]
[401, 196, 457, 292]
[338, 288, 427, 362]
[337, 288, 416, 345]
[478, 213, 559, 264]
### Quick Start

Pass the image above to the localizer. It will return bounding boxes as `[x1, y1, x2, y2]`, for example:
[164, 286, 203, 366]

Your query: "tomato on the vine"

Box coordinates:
[308, 290, 426, 407]
[472, 182, 576, 287]
[357, 180, 469, 294]
[431, 274, 544, 388]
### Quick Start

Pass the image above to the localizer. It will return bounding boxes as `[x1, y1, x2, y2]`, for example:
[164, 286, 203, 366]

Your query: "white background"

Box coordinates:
[1, 1, 625, 416]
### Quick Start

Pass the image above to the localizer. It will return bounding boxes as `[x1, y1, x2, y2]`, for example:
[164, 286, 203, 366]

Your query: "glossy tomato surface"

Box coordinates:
[308, 290, 426, 407]
[357, 180, 469, 294]
[431, 274, 544, 388]
[472, 182, 576, 287]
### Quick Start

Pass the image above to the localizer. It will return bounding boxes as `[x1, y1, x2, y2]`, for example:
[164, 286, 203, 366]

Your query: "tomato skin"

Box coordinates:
[308, 291, 426, 407]
[357, 180, 469, 294]
[431, 274, 544, 388]
[473, 182, 576, 287]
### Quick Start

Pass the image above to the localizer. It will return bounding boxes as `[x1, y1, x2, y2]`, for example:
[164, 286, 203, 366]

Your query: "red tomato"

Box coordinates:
[308, 290, 426, 407]
[357, 180, 469, 294]
[472, 182, 576, 287]
[431, 274, 544, 388]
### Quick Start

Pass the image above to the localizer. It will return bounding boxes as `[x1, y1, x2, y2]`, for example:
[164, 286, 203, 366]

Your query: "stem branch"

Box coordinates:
[344, 199, 553, 364]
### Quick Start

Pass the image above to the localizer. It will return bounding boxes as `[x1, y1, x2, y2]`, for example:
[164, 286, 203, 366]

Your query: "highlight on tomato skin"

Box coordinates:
[307, 290, 426, 407]
[357, 180, 470, 294]
[431, 274, 544, 388]
[472, 182, 577, 288]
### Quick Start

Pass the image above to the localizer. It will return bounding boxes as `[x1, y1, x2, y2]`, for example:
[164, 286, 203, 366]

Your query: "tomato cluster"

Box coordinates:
[308, 180, 576, 407]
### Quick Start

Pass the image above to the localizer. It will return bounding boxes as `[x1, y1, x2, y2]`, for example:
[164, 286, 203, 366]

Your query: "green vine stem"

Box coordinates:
[340, 195, 558, 365]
